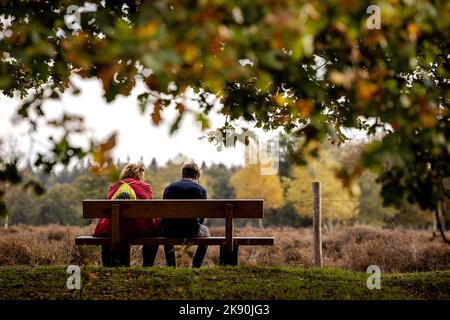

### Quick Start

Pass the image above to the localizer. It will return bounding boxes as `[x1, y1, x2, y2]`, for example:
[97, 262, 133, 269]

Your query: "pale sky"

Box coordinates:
[0, 75, 279, 168]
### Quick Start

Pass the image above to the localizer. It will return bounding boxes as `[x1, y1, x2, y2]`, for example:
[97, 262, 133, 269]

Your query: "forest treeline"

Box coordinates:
[2, 141, 440, 230]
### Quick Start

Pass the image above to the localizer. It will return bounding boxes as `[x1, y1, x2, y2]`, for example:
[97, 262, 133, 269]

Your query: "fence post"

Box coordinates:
[312, 181, 323, 268]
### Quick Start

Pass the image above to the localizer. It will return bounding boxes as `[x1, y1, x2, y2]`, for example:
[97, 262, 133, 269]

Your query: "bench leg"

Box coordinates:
[102, 245, 130, 267]
[112, 245, 130, 267]
[142, 245, 159, 267]
[101, 245, 112, 267]
[219, 245, 239, 266]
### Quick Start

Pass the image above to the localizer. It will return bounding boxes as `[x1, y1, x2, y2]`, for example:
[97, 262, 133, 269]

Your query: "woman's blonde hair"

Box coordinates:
[120, 163, 145, 181]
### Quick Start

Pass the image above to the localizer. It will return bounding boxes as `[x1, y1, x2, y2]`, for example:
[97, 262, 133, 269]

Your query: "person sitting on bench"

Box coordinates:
[161, 161, 210, 268]
[92, 162, 160, 266]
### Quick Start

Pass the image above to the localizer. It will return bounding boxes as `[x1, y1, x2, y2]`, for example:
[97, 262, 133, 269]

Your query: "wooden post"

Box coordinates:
[225, 204, 234, 251]
[111, 204, 121, 249]
[220, 245, 239, 266]
[110, 204, 130, 266]
[220, 204, 238, 266]
[312, 181, 323, 268]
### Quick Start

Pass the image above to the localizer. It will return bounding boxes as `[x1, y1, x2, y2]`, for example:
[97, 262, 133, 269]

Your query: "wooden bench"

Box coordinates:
[75, 199, 274, 266]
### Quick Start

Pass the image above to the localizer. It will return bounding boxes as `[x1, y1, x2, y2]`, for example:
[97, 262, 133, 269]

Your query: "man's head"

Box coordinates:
[120, 162, 145, 181]
[181, 162, 201, 180]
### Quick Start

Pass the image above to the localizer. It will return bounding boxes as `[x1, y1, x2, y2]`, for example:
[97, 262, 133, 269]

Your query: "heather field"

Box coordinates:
[0, 224, 449, 273]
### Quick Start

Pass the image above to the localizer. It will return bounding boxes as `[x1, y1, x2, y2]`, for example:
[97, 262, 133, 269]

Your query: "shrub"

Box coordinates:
[0, 224, 448, 273]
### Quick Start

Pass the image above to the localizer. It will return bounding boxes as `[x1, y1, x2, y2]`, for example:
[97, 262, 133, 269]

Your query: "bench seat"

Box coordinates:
[75, 236, 275, 246]
[77, 199, 273, 266]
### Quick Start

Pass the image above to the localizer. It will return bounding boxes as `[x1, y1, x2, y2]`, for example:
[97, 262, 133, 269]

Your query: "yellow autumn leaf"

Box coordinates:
[419, 112, 437, 128]
[151, 101, 163, 125]
[407, 23, 420, 42]
[356, 80, 378, 101]
[418, 96, 437, 128]
[296, 99, 313, 117]
[330, 71, 345, 85]
[275, 94, 287, 107]
[92, 150, 105, 166]
[91, 133, 117, 171]
[87, 272, 97, 280]
[184, 45, 198, 64]
[100, 134, 117, 153]
[137, 21, 158, 38]
[303, 3, 319, 20]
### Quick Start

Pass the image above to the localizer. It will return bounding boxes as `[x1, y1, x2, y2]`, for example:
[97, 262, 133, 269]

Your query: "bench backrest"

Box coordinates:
[83, 199, 264, 250]
[83, 199, 264, 218]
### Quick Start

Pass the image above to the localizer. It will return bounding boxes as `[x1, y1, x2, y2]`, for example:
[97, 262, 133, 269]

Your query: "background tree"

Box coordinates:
[73, 172, 109, 199]
[31, 183, 81, 225]
[230, 164, 284, 210]
[149, 158, 158, 174]
[202, 163, 236, 199]
[384, 201, 433, 230]
[146, 155, 215, 199]
[230, 163, 285, 228]
[0, 146, 444, 230]
[284, 151, 358, 228]
[4, 179, 38, 226]
[357, 170, 398, 227]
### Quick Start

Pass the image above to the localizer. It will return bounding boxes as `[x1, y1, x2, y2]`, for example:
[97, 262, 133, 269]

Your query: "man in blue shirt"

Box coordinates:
[162, 162, 210, 268]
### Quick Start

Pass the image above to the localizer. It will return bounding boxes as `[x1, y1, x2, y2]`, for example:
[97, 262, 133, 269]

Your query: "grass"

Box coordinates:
[0, 266, 449, 300]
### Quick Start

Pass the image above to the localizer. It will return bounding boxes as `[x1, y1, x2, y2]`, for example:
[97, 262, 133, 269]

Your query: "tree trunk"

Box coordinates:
[433, 214, 438, 235]
[4, 215, 8, 229]
[443, 200, 450, 231]
[435, 201, 450, 244]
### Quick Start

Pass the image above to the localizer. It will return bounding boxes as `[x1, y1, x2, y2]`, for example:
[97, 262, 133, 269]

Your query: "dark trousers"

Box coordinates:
[138, 244, 207, 267]
[163, 224, 210, 268]
[163, 244, 208, 268]
[140, 244, 184, 267]
[101, 244, 159, 267]
[101, 224, 209, 267]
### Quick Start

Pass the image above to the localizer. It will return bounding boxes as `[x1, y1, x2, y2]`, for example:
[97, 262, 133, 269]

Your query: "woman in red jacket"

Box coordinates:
[93, 162, 160, 266]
